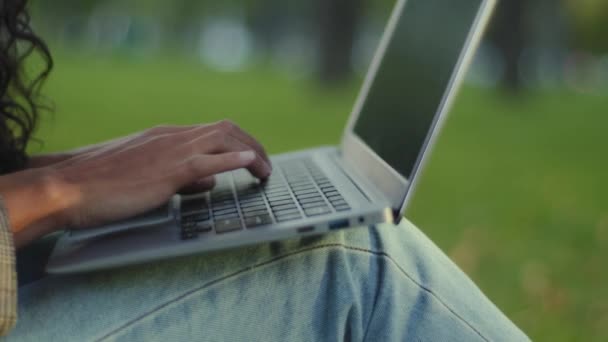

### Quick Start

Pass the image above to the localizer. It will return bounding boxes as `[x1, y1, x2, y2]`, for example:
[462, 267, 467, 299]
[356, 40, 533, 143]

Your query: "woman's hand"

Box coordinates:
[4, 120, 272, 247]
[29, 121, 269, 171]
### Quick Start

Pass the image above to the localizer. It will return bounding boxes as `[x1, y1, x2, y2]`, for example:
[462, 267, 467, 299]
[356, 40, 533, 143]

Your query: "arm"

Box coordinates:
[3, 120, 272, 248]
[27, 134, 137, 168]
[27, 153, 73, 168]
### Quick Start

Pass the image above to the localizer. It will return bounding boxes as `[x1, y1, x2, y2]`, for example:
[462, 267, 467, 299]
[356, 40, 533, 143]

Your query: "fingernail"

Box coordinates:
[263, 161, 272, 177]
[239, 151, 256, 163]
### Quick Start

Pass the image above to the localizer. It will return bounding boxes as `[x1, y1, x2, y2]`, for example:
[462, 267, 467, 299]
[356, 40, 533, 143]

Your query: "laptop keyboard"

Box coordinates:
[179, 158, 351, 240]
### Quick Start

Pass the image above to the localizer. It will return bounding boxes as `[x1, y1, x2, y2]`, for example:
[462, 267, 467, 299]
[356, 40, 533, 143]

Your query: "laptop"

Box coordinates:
[46, 0, 496, 274]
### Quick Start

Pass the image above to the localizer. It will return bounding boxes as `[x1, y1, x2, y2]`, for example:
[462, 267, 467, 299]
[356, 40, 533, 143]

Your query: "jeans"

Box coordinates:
[6, 220, 528, 341]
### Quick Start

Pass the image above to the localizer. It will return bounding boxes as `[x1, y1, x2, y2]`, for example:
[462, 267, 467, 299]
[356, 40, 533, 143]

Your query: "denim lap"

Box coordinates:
[6, 220, 529, 341]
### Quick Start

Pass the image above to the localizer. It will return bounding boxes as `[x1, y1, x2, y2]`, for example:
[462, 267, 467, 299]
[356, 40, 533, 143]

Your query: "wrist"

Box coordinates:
[36, 168, 81, 230]
[1, 168, 81, 247]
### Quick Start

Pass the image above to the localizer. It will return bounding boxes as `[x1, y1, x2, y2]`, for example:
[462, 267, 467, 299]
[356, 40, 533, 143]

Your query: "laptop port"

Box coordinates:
[329, 219, 350, 231]
[297, 226, 315, 234]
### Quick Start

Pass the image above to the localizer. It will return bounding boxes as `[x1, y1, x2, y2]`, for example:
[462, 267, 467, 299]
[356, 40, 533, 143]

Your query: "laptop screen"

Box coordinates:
[353, 0, 483, 179]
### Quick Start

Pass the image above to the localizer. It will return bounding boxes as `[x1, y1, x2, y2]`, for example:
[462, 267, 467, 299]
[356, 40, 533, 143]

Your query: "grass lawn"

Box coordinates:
[32, 52, 608, 341]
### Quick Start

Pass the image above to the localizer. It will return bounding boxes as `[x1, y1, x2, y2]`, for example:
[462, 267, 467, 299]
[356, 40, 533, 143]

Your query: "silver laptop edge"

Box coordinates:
[340, 0, 496, 221]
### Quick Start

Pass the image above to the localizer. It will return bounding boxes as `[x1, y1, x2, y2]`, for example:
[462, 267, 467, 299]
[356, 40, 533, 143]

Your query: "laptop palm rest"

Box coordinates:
[67, 202, 175, 242]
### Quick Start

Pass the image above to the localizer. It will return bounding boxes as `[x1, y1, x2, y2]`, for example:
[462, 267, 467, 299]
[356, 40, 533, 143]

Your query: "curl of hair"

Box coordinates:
[0, 0, 52, 174]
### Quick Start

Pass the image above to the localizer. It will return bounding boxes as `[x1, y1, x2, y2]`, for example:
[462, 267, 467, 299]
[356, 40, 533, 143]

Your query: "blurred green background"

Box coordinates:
[28, 0, 608, 340]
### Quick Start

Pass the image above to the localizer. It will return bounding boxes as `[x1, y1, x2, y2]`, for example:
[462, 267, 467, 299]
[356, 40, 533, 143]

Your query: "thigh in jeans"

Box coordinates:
[6, 221, 529, 341]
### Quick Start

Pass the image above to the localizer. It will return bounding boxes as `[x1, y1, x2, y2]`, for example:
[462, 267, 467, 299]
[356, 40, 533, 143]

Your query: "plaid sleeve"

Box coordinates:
[0, 196, 17, 336]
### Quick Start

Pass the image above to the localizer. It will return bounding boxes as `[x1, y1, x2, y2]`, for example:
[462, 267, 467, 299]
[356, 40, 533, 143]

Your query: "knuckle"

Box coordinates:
[207, 129, 224, 140]
[186, 156, 204, 175]
[217, 119, 236, 132]
[206, 130, 231, 151]
[183, 140, 198, 156]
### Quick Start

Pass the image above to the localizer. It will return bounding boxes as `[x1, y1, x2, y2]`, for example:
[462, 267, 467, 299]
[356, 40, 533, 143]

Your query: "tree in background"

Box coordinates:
[488, 0, 527, 91]
[317, 0, 363, 84]
[563, 0, 608, 54]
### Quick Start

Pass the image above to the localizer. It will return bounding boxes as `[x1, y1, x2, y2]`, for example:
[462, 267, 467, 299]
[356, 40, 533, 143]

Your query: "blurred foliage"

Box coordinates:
[564, 0, 608, 53]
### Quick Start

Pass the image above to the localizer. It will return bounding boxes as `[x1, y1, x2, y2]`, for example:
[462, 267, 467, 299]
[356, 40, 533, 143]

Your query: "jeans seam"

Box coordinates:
[95, 243, 489, 342]
[353, 247, 490, 342]
[361, 229, 384, 342]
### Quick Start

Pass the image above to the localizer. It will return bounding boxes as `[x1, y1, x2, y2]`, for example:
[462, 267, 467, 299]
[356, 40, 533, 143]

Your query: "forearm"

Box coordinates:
[0, 169, 78, 248]
[27, 136, 132, 169]
[27, 153, 73, 168]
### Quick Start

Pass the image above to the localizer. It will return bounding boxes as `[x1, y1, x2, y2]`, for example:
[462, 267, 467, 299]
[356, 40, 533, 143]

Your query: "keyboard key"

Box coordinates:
[304, 206, 332, 217]
[236, 185, 258, 192]
[238, 195, 263, 201]
[294, 188, 318, 196]
[273, 208, 299, 216]
[212, 195, 234, 202]
[240, 200, 265, 208]
[297, 192, 322, 202]
[182, 212, 210, 222]
[213, 208, 238, 216]
[236, 190, 259, 197]
[215, 218, 243, 234]
[242, 206, 267, 214]
[268, 196, 293, 203]
[335, 204, 351, 212]
[214, 212, 240, 220]
[181, 198, 208, 214]
[265, 192, 289, 199]
[264, 185, 287, 191]
[287, 181, 307, 186]
[291, 184, 315, 191]
[265, 186, 289, 192]
[267, 189, 289, 195]
[239, 195, 264, 201]
[299, 196, 325, 204]
[195, 221, 213, 233]
[330, 199, 349, 207]
[267, 195, 291, 201]
[211, 193, 232, 199]
[328, 195, 344, 202]
[182, 220, 197, 229]
[276, 213, 302, 222]
[213, 205, 237, 215]
[181, 222, 198, 240]
[289, 181, 312, 187]
[264, 185, 286, 192]
[324, 191, 340, 197]
[212, 200, 236, 208]
[212, 204, 237, 212]
[272, 204, 298, 211]
[302, 202, 328, 210]
[245, 214, 273, 228]
[244, 210, 270, 218]
[269, 199, 295, 207]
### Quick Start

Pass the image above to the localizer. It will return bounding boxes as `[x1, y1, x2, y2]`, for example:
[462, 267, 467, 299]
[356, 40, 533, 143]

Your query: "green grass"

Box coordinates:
[33, 52, 608, 341]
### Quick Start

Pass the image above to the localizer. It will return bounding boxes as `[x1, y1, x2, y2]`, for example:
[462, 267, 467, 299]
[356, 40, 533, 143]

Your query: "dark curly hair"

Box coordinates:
[0, 0, 52, 174]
